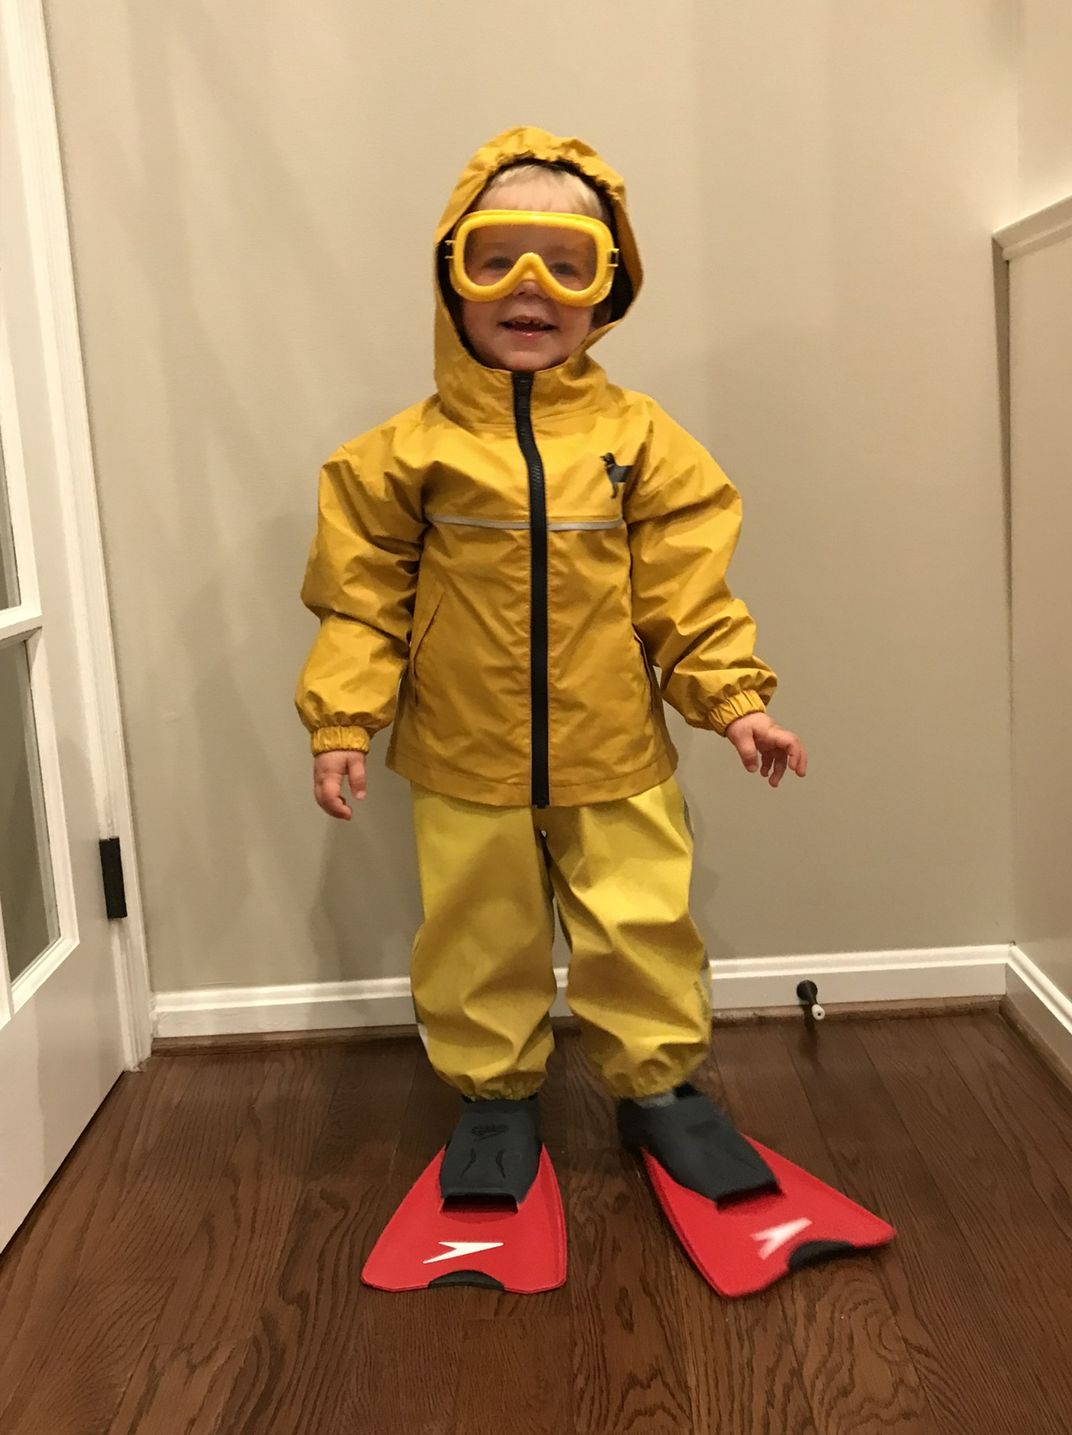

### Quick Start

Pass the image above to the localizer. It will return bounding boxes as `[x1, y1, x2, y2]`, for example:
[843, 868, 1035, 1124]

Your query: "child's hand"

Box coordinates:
[725, 713, 807, 789]
[313, 750, 367, 819]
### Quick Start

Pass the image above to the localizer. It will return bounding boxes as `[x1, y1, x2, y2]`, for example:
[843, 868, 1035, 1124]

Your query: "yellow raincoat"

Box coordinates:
[297, 127, 776, 808]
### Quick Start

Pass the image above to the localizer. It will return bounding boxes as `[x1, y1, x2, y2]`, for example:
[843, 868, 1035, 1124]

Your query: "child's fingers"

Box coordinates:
[348, 754, 368, 802]
[769, 750, 789, 788]
[315, 769, 352, 820]
[770, 729, 808, 779]
[733, 732, 760, 772]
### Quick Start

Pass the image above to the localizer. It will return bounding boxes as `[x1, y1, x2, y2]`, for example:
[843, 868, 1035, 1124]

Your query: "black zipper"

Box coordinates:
[512, 372, 550, 808]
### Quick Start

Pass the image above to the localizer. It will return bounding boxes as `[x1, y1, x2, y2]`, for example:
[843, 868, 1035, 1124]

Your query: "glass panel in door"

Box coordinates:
[0, 640, 58, 981]
[0, 431, 19, 607]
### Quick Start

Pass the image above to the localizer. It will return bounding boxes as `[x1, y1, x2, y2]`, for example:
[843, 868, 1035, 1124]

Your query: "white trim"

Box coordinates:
[708, 944, 1008, 1009]
[154, 943, 1010, 1039]
[3, 0, 151, 1063]
[0, 604, 43, 646]
[155, 976, 418, 1038]
[1005, 945, 1072, 1081]
[994, 195, 1072, 261]
[11, 933, 76, 1010]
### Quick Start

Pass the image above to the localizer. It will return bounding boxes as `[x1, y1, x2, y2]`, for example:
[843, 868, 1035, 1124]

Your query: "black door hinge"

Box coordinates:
[99, 837, 128, 919]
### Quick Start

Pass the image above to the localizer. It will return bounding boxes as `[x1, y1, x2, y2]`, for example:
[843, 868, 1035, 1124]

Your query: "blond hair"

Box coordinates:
[477, 162, 611, 224]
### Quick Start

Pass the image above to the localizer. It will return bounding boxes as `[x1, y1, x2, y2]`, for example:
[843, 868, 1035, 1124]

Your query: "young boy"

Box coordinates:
[297, 127, 806, 1207]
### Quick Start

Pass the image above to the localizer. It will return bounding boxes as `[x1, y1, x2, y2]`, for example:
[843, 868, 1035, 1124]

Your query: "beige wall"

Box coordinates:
[1018, 0, 1072, 213]
[44, 1, 1018, 994]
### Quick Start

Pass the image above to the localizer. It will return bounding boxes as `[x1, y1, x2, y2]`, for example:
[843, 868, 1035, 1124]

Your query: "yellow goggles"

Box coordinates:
[447, 210, 619, 307]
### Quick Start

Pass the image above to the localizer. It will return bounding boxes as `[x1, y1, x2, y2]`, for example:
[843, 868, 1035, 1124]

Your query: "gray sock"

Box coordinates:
[634, 1090, 677, 1108]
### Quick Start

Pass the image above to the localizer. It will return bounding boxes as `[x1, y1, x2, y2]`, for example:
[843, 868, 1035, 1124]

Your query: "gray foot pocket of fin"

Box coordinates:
[787, 1239, 856, 1272]
[428, 1270, 505, 1290]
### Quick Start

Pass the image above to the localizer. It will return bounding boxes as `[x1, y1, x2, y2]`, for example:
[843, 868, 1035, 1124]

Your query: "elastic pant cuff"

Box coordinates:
[454, 1082, 545, 1101]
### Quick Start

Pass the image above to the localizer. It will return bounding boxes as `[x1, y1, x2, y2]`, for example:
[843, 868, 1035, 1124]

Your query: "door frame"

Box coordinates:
[2, 0, 151, 1065]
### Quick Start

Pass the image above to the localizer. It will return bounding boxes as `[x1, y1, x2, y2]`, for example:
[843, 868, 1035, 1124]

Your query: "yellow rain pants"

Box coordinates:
[409, 776, 711, 1100]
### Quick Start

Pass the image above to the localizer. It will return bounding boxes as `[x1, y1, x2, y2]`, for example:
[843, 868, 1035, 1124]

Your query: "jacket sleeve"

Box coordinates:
[625, 404, 777, 734]
[295, 431, 426, 754]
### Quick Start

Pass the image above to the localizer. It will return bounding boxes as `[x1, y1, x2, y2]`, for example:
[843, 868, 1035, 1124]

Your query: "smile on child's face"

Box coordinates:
[459, 185, 598, 373]
[461, 277, 594, 373]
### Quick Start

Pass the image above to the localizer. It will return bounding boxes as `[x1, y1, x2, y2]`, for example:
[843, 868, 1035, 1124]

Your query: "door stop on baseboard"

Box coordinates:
[796, 980, 826, 1022]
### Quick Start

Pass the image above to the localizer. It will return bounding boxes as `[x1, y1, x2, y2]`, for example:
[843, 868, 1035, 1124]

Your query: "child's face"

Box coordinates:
[459, 184, 598, 373]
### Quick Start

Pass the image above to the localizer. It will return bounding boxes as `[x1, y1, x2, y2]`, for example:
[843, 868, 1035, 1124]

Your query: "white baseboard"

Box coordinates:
[153, 943, 1010, 1040]
[154, 975, 418, 1038]
[1004, 945, 1072, 1082]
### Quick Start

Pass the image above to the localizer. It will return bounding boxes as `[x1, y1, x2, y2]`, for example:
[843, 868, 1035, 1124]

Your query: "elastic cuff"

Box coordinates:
[462, 1083, 544, 1100]
[711, 690, 768, 735]
[310, 725, 371, 755]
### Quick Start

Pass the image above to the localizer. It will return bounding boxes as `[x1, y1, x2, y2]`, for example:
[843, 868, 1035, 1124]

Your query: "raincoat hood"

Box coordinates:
[433, 127, 644, 426]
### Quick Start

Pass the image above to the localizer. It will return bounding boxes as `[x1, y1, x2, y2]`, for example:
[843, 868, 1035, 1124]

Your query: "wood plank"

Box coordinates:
[1000, 995, 1072, 1088]
[1, 1053, 265, 1433]
[77, 1054, 271, 1287]
[565, 1036, 694, 1435]
[940, 1013, 1072, 1238]
[862, 1017, 1072, 1356]
[1, 1279, 171, 1435]
[452, 1316, 572, 1435]
[215, 1039, 420, 1434]
[671, 1247, 818, 1435]
[0, 1058, 197, 1423]
[106, 1340, 248, 1435]
[151, 1048, 347, 1344]
[785, 1019, 1068, 1432]
[559, 1026, 618, 1151]
[713, 1024, 936, 1435]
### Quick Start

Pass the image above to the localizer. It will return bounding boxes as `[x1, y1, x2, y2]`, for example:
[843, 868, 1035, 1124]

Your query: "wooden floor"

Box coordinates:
[1, 1014, 1071, 1434]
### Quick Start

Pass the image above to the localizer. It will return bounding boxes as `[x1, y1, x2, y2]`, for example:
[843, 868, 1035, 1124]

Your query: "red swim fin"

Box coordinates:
[643, 1138, 896, 1299]
[361, 1146, 566, 1293]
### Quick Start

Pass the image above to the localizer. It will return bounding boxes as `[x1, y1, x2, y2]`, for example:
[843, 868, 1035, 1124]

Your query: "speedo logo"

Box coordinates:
[752, 1217, 812, 1260]
[422, 1241, 504, 1265]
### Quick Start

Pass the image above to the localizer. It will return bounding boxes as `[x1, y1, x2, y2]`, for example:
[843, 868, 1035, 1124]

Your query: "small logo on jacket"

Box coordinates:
[601, 453, 632, 498]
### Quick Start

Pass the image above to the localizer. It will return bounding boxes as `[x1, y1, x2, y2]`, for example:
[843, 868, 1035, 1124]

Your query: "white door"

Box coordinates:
[0, 0, 150, 1250]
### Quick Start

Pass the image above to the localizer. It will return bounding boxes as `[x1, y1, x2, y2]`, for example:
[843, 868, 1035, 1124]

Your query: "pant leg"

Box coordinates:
[409, 784, 557, 1099]
[541, 777, 711, 1099]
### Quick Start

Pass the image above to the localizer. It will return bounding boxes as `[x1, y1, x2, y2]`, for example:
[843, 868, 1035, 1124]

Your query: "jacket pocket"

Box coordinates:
[633, 629, 661, 713]
[409, 583, 444, 708]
